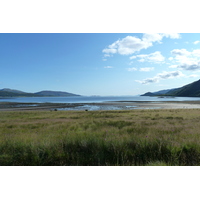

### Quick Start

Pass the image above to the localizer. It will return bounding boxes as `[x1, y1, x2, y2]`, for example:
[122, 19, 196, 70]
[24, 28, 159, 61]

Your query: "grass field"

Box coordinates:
[1, 109, 200, 165]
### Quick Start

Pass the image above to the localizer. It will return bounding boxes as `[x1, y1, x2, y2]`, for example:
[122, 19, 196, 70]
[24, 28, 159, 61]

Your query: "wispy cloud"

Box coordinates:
[171, 49, 191, 56]
[104, 66, 114, 69]
[127, 67, 137, 71]
[188, 74, 199, 78]
[177, 62, 200, 71]
[139, 67, 154, 72]
[127, 67, 154, 72]
[194, 41, 200, 45]
[136, 71, 184, 84]
[130, 51, 165, 63]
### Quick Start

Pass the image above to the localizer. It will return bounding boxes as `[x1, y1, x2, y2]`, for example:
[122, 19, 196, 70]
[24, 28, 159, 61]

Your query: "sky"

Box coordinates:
[1, 33, 200, 96]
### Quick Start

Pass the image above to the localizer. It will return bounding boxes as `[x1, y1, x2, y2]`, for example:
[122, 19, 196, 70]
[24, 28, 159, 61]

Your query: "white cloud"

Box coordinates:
[142, 33, 163, 43]
[127, 67, 137, 71]
[110, 36, 150, 55]
[139, 67, 154, 72]
[136, 71, 184, 84]
[194, 41, 200, 45]
[103, 33, 181, 57]
[104, 66, 114, 69]
[130, 51, 165, 63]
[143, 33, 181, 43]
[169, 48, 200, 71]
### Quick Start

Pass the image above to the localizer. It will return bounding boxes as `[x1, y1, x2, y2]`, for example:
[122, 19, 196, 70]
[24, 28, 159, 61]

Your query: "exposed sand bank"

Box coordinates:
[1, 101, 200, 111]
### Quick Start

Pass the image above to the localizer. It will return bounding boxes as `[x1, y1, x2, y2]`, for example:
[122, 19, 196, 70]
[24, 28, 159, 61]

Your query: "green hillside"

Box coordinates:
[166, 79, 200, 97]
[141, 79, 200, 97]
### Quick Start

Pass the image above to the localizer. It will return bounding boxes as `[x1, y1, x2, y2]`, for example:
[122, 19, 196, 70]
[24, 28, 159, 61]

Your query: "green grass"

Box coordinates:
[1, 109, 200, 165]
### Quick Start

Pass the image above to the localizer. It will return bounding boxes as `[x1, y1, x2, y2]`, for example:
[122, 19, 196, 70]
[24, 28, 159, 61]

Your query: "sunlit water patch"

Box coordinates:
[125, 106, 137, 109]
[58, 105, 123, 111]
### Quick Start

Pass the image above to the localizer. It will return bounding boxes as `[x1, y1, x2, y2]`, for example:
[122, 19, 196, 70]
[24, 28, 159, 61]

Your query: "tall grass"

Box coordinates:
[1, 109, 200, 165]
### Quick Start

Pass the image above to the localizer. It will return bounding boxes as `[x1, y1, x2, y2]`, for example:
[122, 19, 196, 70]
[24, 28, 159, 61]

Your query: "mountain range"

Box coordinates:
[0, 88, 80, 97]
[141, 79, 200, 97]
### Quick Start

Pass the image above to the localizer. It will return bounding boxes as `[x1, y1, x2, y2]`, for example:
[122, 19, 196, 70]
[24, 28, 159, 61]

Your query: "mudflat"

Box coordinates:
[1, 101, 200, 111]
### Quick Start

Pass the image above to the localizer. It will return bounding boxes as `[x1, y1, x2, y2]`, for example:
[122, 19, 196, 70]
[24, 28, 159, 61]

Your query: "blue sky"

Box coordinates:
[1, 33, 200, 96]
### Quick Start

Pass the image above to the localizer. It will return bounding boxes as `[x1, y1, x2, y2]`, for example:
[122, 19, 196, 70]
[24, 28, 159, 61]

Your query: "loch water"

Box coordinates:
[1, 95, 200, 103]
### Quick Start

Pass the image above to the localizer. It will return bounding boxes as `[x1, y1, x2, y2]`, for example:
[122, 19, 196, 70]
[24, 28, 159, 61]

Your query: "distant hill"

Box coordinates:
[0, 88, 80, 97]
[153, 89, 172, 95]
[141, 92, 155, 96]
[141, 89, 176, 96]
[141, 79, 200, 97]
[34, 90, 79, 97]
[0, 88, 35, 97]
[1, 88, 26, 94]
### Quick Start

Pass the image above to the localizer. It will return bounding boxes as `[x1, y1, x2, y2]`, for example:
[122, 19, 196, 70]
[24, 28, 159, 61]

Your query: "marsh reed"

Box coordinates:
[0, 109, 200, 165]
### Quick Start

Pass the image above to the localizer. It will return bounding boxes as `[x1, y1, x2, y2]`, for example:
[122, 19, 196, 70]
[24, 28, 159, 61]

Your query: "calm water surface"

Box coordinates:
[1, 96, 200, 103]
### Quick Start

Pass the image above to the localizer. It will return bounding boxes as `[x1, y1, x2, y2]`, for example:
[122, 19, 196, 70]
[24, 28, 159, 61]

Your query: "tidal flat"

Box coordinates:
[1, 109, 200, 166]
[2, 100, 200, 111]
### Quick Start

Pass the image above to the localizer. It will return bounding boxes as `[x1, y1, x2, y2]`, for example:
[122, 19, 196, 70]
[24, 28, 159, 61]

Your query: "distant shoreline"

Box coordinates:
[1, 101, 200, 111]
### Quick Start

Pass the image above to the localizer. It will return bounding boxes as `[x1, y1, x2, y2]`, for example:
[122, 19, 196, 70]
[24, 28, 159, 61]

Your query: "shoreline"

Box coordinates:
[1, 101, 200, 111]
